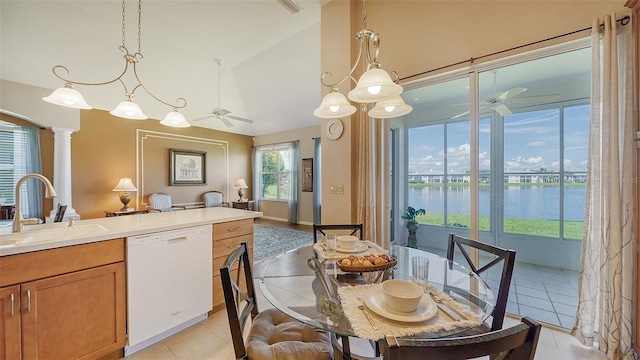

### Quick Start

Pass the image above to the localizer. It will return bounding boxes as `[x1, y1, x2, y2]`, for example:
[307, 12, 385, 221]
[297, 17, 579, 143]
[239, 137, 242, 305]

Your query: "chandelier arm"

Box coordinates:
[131, 61, 187, 109]
[319, 37, 367, 88]
[50, 47, 132, 88]
[390, 71, 400, 84]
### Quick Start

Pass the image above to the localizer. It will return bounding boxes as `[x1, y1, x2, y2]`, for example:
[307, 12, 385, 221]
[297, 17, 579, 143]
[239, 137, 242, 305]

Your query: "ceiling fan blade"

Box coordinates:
[451, 110, 471, 119]
[228, 115, 254, 124]
[191, 115, 214, 122]
[508, 94, 561, 103]
[494, 104, 512, 117]
[221, 117, 234, 127]
[498, 87, 527, 101]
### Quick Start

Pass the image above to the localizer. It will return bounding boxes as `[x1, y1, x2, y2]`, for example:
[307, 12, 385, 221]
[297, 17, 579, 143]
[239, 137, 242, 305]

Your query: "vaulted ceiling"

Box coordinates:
[1, 0, 324, 136]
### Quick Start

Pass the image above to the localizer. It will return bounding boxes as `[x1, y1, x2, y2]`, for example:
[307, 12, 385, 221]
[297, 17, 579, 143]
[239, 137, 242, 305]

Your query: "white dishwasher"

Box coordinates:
[125, 225, 212, 356]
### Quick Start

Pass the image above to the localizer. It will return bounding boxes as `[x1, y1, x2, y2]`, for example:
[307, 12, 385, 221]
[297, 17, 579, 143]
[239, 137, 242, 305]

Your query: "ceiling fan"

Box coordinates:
[451, 71, 560, 119]
[192, 59, 254, 127]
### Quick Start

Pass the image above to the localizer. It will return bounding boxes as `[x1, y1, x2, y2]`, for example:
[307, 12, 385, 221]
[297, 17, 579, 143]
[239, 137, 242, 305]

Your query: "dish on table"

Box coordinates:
[364, 288, 437, 323]
[336, 254, 396, 273]
[336, 241, 368, 253]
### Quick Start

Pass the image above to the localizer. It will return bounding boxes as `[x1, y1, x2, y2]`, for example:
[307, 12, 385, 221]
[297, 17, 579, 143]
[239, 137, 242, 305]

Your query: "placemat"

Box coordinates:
[337, 283, 483, 340]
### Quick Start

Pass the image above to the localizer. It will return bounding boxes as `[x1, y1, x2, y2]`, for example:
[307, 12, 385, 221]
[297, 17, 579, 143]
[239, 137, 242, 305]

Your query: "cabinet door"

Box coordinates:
[21, 262, 125, 360]
[0, 285, 21, 360]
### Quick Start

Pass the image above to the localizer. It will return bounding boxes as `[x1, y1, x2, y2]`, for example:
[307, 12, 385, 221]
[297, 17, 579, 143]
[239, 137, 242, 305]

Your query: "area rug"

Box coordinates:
[253, 224, 313, 261]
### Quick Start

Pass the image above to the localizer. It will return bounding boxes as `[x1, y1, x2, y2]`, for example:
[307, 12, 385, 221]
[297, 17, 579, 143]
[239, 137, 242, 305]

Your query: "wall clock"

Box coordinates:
[325, 119, 344, 140]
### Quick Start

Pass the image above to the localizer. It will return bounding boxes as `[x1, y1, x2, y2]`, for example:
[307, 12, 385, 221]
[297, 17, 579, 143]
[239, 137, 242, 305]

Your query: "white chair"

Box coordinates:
[148, 193, 186, 212]
[202, 191, 229, 208]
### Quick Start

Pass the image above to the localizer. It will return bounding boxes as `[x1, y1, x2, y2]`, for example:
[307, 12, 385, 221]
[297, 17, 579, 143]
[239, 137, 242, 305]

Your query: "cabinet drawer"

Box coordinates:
[213, 245, 253, 275]
[213, 234, 253, 260]
[213, 219, 253, 240]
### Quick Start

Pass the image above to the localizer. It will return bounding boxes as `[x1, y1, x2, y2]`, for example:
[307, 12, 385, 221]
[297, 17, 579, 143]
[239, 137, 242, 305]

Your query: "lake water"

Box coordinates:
[408, 185, 586, 221]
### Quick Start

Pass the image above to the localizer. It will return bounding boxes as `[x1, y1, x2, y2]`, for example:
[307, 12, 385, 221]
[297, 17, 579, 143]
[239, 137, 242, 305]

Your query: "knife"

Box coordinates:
[429, 292, 460, 321]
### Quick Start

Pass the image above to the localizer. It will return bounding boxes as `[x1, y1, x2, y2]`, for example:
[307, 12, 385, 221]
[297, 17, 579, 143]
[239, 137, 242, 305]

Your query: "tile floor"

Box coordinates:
[121, 258, 602, 360]
[423, 246, 579, 329]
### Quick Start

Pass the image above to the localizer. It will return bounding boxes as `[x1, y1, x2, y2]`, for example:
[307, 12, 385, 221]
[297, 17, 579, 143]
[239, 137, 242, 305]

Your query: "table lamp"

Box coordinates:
[234, 178, 248, 201]
[113, 177, 137, 211]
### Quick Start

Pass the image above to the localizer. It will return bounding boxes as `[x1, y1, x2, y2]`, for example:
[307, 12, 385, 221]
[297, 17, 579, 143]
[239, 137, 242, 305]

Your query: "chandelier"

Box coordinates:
[42, 0, 190, 128]
[313, 0, 412, 120]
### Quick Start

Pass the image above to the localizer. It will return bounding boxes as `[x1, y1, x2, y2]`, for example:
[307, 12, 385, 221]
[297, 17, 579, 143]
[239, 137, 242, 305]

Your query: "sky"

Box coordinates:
[408, 104, 590, 175]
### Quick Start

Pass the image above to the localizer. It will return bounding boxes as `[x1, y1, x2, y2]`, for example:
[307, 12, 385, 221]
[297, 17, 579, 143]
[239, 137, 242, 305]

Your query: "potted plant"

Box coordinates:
[401, 206, 426, 248]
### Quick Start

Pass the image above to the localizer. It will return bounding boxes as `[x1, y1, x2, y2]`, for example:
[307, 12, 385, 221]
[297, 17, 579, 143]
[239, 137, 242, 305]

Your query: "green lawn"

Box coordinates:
[416, 213, 583, 239]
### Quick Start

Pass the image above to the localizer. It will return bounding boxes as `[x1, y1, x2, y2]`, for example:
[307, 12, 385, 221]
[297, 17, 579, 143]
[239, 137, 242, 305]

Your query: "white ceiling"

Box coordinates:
[0, 0, 323, 136]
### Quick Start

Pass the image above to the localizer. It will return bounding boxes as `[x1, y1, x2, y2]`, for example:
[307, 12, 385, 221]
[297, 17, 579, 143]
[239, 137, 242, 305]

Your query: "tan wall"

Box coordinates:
[320, 0, 629, 224]
[0, 113, 55, 216]
[254, 125, 320, 224]
[73, 109, 253, 219]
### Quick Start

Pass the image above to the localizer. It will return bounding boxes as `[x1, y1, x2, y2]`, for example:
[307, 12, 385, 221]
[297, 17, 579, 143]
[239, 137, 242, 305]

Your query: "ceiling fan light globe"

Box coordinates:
[110, 100, 148, 120]
[348, 68, 402, 103]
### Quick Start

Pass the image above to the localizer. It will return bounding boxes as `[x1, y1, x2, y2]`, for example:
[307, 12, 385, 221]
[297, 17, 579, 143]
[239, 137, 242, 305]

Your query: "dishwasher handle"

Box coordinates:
[165, 236, 187, 244]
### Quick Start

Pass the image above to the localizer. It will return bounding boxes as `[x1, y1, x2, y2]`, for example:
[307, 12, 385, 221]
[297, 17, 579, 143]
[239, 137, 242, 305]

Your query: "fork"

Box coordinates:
[356, 297, 378, 330]
[430, 292, 465, 321]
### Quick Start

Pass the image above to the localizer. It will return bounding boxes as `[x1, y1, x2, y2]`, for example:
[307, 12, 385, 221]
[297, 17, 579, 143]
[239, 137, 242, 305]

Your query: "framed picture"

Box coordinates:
[169, 148, 207, 186]
[302, 158, 313, 192]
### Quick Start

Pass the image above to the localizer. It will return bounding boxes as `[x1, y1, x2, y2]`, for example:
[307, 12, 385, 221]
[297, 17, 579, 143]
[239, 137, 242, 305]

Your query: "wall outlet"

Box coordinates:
[330, 185, 344, 194]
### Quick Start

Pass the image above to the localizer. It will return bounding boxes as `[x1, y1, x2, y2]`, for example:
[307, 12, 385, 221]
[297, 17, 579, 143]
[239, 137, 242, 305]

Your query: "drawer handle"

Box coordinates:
[10, 293, 14, 318]
[228, 227, 241, 232]
[27, 290, 31, 313]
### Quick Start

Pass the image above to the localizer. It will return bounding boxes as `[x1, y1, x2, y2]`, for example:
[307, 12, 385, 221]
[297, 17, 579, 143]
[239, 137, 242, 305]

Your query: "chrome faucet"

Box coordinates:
[12, 174, 58, 233]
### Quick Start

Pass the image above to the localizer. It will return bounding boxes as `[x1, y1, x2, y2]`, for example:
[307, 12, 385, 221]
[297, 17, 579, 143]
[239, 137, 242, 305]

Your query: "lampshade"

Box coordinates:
[110, 100, 148, 120]
[160, 111, 191, 128]
[112, 177, 138, 192]
[368, 96, 413, 119]
[43, 84, 92, 110]
[347, 68, 403, 103]
[234, 178, 248, 189]
[313, 91, 357, 119]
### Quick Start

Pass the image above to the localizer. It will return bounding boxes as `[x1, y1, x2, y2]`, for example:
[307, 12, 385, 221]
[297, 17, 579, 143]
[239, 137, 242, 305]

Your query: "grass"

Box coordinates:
[416, 212, 583, 239]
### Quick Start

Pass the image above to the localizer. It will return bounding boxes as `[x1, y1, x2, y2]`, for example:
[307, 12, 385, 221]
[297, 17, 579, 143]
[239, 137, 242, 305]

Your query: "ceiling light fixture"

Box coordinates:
[313, 0, 412, 120]
[42, 0, 188, 127]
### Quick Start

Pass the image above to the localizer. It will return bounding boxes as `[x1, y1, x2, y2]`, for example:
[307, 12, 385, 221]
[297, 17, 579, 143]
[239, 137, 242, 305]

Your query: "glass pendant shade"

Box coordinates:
[42, 84, 92, 110]
[368, 96, 413, 119]
[313, 91, 357, 119]
[348, 68, 403, 103]
[110, 100, 148, 120]
[160, 111, 190, 127]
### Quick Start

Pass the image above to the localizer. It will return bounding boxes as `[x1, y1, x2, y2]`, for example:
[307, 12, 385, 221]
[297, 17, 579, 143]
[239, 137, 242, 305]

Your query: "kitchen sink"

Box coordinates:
[0, 224, 109, 248]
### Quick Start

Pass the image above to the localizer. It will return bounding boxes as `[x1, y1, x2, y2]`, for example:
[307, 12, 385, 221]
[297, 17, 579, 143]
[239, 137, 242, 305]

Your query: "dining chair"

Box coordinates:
[220, 242, 333, 360]
[313, 224, 363, 244]
[380, 316, 541, 360]
[202, 190, 229, 208]
[446, 233, 517, 332]
[148, 193, 186, 212]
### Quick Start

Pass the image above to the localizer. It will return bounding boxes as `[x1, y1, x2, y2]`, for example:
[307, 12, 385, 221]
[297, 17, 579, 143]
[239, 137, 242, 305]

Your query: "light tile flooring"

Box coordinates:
[122, 259, 603, 360]
[423, 246, 579, 329]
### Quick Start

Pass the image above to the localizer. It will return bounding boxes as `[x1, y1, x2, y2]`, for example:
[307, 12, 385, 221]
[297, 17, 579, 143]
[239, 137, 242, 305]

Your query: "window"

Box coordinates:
[0, 119, 43, 217]
[403, 46, 590, 243]
[254, 142, 295, 201]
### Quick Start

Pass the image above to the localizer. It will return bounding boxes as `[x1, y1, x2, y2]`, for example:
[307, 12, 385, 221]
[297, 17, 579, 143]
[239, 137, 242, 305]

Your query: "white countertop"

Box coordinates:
[0, 207, 262, 256]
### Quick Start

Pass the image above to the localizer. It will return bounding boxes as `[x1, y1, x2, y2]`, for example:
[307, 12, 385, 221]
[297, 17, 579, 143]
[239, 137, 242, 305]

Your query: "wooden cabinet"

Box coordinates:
[0, 240, 126, 360]
[211, 219, 254, 313]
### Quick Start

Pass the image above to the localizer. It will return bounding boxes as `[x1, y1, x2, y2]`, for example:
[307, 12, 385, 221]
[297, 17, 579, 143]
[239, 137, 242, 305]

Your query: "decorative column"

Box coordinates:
[48, 127, 79, 221]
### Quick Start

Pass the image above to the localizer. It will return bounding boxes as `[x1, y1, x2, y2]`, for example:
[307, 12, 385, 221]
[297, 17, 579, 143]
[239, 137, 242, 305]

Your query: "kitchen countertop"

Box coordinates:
[0, 207, 262, 256]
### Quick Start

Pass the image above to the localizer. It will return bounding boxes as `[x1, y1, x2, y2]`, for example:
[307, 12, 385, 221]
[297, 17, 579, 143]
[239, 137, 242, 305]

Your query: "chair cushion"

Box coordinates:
[247, 308, 333, 360]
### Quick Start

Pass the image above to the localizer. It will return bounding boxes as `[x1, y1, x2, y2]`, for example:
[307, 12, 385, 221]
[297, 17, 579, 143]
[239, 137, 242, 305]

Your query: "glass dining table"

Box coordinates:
[257, 244, 495, 360]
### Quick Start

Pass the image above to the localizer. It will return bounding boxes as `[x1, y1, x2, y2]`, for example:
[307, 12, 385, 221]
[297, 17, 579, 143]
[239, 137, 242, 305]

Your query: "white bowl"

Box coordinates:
[381, 279, 424, 312]
[337, 235, 359, 249]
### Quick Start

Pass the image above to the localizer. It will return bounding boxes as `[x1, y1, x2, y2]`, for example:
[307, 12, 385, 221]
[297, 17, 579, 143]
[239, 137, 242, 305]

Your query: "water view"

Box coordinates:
[408, 184, 586, 238]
